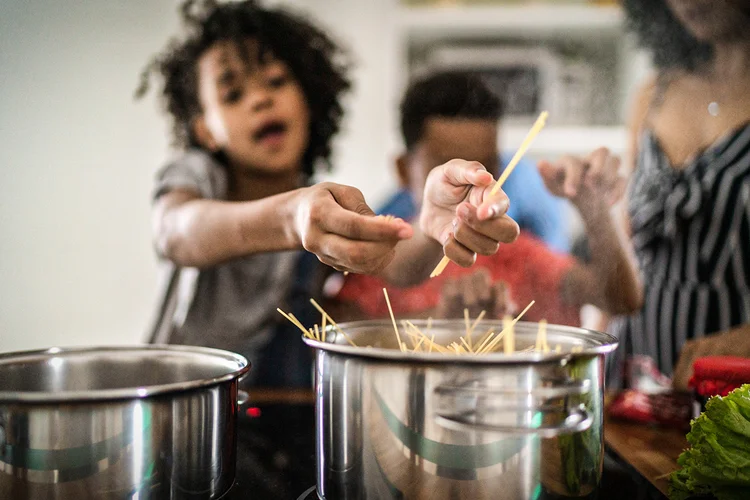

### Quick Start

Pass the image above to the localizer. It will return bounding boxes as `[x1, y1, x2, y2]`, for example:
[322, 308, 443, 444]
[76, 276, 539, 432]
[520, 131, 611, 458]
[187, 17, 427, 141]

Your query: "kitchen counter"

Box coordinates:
[604, 414, 687, 497]
[240, 388, 687, 499]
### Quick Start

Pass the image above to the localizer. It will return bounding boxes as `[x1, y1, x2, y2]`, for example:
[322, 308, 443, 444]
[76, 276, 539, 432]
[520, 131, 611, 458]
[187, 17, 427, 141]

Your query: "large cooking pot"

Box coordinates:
[306, 320, 617, 500]
[0, 345, 249, 500]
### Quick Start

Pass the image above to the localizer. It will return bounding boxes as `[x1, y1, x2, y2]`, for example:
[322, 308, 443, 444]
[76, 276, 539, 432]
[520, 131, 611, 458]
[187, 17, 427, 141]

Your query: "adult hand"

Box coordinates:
[539, 147, 628, 213]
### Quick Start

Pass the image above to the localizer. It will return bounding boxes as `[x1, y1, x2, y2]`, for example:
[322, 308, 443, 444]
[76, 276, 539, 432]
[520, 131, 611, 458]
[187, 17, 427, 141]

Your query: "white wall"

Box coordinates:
[0, 0, 644, 353]
[0, 0, 399, 352]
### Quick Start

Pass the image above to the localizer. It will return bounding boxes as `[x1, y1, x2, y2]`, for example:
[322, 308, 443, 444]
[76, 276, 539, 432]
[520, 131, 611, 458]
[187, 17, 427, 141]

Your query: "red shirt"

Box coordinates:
[335, 232, 579, 326]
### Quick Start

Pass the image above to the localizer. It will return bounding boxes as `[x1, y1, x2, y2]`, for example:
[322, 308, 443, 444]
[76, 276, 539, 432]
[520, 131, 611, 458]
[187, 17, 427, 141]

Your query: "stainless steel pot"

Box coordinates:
[305, 320, 617, 500]
[0, 345, 249, 500]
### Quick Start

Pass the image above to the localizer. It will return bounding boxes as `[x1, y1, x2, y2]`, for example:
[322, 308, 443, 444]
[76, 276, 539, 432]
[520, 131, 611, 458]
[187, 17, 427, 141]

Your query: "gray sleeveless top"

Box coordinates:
[149, 149, 298, 382]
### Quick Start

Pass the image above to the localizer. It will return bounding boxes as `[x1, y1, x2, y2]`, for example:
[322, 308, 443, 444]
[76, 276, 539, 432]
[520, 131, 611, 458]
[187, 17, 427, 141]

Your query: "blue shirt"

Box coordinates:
[378, 154, 570, 252]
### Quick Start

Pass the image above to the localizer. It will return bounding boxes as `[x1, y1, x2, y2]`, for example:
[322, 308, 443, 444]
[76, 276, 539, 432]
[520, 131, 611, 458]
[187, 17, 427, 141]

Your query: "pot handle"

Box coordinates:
[433, 379, 593, 437]
[237, 390, 250, 406]
[434, 378, 591, 399]
[434, 404, 592, 438]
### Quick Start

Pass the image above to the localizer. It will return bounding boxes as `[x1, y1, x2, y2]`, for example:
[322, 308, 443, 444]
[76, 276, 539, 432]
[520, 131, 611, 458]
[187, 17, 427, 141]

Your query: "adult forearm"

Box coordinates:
[580, 202, 643, 314]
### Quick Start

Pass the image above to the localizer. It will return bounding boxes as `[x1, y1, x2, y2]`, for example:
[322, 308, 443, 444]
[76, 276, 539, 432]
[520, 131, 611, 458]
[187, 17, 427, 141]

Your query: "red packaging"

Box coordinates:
[608, 389, 693, 429]
[607, 355, 693, 428]
[688, 356, 750, 397]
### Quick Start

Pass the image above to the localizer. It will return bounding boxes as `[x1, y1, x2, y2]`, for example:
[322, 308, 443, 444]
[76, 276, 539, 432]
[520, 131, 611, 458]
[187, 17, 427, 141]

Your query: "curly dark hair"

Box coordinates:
[400, 70, 503, 151]
[136, 0, 351, 176]
[622, 0, 713, 72]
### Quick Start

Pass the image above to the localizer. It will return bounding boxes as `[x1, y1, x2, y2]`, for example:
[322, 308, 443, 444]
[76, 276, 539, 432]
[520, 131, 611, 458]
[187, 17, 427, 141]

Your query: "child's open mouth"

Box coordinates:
[253, 121, 288, 148]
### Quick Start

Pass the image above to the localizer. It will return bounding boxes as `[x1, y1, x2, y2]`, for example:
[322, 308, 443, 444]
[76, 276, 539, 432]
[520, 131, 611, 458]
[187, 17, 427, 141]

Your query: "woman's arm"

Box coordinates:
[547, 79, 658, 316]
[540, 148, 643, 315]
[560, 198, 643, 315]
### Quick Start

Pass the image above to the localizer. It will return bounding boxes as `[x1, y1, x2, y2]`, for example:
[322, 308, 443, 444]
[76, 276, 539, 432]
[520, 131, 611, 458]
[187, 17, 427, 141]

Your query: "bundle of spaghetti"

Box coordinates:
[474, 300, 536, 355]
[277, 290, 586, 356]
[403, 321, 450, 353]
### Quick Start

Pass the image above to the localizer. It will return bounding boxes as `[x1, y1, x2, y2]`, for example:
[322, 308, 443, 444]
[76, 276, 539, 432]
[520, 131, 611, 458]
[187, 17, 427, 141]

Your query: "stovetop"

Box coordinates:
[223, 402, 317, 500]
[295, 486, 318, 500]
[222, 401, 667, 500]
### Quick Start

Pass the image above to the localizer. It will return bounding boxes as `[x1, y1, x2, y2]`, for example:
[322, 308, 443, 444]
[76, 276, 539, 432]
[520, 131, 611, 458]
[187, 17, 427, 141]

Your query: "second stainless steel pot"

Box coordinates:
[0, 345, 249, 500]
[306, 320, 617, 500]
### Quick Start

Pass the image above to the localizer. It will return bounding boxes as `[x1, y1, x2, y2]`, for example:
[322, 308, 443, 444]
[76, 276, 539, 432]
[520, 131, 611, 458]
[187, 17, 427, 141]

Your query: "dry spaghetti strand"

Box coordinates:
[478, 300, 535, 354]
[430, 257, 450, 278]
[308, 299, 358, 347]
[490, 111, 549, 196]
[412, 335, 427, 353]
[503, 315, 515, 355]
[405, 321, 449, 353]
[475, 329, 497, 354]
[321, 314, 327, 343]
[467, 310, 485, 350]
[276, 308, 312, 338]
[383, 288, 405, 352]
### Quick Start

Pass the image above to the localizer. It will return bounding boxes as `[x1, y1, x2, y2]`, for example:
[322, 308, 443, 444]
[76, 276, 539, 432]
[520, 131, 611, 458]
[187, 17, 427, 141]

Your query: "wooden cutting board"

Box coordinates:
[604, 414, 688, 495]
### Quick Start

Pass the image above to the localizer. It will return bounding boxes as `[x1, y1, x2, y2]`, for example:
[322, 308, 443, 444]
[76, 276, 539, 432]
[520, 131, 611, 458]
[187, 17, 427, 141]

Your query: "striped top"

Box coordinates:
[611, 123, 750, 378]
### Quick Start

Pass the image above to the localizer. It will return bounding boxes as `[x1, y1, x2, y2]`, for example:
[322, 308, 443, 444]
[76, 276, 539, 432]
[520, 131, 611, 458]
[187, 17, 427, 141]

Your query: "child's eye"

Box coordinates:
[268, 74, 289, 89]
[223, 88, 243, 103]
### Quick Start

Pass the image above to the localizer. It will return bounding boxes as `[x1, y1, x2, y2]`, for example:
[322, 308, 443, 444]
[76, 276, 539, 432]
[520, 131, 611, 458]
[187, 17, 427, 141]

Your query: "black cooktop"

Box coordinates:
[223, 401, 666, 500]
[224, 402, 317, 500]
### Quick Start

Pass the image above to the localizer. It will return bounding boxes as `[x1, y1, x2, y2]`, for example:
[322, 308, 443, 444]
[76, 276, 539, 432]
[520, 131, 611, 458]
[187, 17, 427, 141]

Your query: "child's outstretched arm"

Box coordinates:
[539, 148, 643, 315]
[153, 182, 412, 272]
[376, 159, 521, 287]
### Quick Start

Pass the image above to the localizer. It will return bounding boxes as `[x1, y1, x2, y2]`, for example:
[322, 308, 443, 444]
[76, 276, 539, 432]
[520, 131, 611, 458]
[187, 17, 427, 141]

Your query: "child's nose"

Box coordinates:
[247, 85, 273, 112]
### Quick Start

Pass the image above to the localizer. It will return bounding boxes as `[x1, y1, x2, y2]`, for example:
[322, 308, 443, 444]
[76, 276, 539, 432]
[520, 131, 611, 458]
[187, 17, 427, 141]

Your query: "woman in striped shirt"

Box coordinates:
[608, 0, 750, 389]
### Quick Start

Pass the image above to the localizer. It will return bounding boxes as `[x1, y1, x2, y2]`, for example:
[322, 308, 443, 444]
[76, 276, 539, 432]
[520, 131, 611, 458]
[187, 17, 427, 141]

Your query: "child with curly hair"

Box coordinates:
[139, 0, 519, 388]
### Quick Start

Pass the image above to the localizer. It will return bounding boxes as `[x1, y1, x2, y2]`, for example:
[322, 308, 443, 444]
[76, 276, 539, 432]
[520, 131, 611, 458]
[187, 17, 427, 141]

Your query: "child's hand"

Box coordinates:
[419, 159, 520, 267]
[436, 268, 513, 319]
[294, 183, 413, 274]
[538, 147, 627, 213]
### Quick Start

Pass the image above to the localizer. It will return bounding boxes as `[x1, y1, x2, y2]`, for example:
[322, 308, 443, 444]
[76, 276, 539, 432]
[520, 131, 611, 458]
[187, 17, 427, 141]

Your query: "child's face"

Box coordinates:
[194, 40, 311, 176]
[399, 118, 499, 204]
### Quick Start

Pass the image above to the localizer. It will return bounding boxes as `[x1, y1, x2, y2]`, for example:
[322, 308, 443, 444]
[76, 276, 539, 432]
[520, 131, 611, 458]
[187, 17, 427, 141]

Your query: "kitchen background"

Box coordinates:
[0, 0, 649, 352]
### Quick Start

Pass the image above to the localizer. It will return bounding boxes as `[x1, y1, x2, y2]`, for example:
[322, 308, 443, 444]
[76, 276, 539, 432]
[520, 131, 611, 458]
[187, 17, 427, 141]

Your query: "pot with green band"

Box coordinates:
[0, 345, 249, 499]
[305, 320, 616, 500]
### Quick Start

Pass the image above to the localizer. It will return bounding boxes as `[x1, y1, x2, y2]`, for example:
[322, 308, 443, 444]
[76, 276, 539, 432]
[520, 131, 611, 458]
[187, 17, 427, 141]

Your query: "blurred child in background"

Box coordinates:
[333, 71, 642, 325]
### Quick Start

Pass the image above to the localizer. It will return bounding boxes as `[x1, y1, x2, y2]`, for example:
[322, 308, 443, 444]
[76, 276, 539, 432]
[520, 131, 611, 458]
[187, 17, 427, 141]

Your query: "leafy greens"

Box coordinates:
[670, 384, 750, 500]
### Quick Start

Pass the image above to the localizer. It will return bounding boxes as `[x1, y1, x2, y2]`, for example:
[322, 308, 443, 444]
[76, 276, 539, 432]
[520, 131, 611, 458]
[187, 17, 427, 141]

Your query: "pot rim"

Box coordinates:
[303, 319, 618, 364]
[0, 344, 250, 403]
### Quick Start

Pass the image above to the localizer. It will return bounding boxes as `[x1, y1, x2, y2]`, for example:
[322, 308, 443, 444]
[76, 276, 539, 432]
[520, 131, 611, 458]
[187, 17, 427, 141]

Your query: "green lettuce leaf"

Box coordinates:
[669, 384, 750, 499]
[706, 396, 750, 439]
